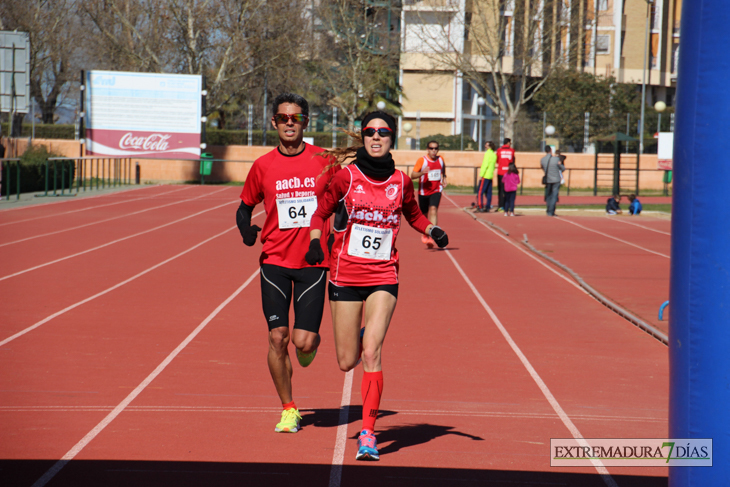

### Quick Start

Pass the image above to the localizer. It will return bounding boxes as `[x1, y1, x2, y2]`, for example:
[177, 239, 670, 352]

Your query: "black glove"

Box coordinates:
[305, 238, 325, 266]
[429, 226, 449, 248]
[242, 224, 261, 246]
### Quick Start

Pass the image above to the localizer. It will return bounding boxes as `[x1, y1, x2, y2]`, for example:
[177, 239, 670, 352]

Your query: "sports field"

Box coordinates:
[1, 185, 669, 486]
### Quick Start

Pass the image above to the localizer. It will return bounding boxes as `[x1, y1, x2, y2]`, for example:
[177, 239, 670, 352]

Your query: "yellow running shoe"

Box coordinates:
[295, 348, 317, 367]
[275, 408, 302, 433]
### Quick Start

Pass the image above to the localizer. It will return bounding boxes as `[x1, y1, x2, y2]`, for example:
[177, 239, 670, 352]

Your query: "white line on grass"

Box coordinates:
[29, 268, 261, 487]
[443, 194, 586, 294]
[444, 249, 619, 487]
[0, 187, 230, 247]
[328, 369, 354, 487]
[0, 211, 264, 346]
[0, 186, 192, 225]
[0, 200, 237, 282]
[558, 218, 670, 258]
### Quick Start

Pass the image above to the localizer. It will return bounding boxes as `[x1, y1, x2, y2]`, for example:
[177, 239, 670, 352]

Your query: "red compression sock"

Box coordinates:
[282, 400, 297, 410]
[361, 371, 383, 432]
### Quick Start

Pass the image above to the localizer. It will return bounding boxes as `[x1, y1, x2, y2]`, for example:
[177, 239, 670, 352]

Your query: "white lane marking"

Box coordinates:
[443, 194, 586, 294]
[0, 211, 264, 346]
[1, 405, 666, 422]
[610, 217, 671, 236]
[0, 186, 193, 225]
[328, 369, 354, 487]
[0, 187, 230, 247]
[558, 217, 670, 258]
[444, 249, 618, 487]
[29, 268, 261, 487]
[0, 200, 237, 282]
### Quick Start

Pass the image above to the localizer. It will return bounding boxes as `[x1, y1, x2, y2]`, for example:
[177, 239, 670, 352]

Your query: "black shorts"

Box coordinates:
[418, 193, 442, 215]
[260, 264, 327, 332]
[328, 282, 399, 302]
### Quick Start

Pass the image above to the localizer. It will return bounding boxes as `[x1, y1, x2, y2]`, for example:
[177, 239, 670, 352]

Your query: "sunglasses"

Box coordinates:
[428, 146, 439, 150]
[273, 113, 308, 124]
[362, 127, 393, 137]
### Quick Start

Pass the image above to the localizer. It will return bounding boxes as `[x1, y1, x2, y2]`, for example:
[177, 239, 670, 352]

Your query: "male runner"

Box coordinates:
[495, 138, 516, 212]
[236, 93, 334, 433]
[410, 140, 446, 248]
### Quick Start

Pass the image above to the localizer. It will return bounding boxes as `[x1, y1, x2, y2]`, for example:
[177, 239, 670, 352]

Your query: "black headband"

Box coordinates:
[361, 111, 397, 138]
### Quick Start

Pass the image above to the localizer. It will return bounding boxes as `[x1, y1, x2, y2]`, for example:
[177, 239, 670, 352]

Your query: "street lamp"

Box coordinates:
[654, 100, 666, 134]
[403, 122, 413, 150]
[376, 101, 386, 110]
[477, 96, 485, 149]
[639, 0, 654, 154]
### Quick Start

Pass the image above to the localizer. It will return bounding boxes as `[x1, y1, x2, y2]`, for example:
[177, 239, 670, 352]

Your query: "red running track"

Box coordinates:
[1, 186, 668, 486]
[448, 194, 671, 334]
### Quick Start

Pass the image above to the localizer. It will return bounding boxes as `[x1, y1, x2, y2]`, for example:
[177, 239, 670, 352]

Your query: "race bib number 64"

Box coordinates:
[276, 196, 317, 229]
[347, 224, 393, 260]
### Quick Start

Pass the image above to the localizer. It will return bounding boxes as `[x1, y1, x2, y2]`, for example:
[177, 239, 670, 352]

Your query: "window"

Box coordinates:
[597, 0, 608, 11]
[596, 35, 610, 55]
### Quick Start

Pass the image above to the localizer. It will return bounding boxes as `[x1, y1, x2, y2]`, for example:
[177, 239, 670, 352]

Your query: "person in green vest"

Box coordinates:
[477, 141, 496, 212]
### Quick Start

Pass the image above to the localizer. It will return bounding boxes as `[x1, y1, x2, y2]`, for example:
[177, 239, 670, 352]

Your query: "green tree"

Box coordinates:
[534, 69, 641, 150]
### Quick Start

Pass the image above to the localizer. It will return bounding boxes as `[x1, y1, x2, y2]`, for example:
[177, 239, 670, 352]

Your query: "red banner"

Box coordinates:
[86, 129, 201, 160]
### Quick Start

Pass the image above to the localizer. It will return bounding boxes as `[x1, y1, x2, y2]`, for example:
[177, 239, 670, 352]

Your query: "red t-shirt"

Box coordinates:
[496, 145, 515, 176]
[413, 155, 445, 196]
[310, 165, 431, 286]
[240, 143, 336, 269]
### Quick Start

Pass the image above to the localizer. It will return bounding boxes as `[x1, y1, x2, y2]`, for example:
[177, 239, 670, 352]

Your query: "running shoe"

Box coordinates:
[421, 234, 429, 245]
[275, 408, 302, 433]
[426, 237, 435, 249]
[296, 347, 317, 367]
[356, 429, 379, 461]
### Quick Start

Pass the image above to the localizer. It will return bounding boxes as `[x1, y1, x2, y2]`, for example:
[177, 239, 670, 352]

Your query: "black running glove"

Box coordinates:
[305, 238, 325, 266]
[236, 201, 261, 246]
[429, 226, 449, 248]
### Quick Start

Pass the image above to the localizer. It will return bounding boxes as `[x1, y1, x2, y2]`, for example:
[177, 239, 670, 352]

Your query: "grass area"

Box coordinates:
[517, 203, 672, 213]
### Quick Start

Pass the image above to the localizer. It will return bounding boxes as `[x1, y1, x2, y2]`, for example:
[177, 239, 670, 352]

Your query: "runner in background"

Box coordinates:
[495, 138, 516, 212]
[410, 140, 447, 248]
[306, 111, 449, 461]
[236, 93, 335, 434]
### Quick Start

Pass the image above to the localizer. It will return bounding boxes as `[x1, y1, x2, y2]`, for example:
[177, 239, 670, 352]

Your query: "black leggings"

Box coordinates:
[260, 264, 327, 332]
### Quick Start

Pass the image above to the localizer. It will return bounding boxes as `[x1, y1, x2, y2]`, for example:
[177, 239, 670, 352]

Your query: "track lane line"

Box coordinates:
[609, 216, 671, 236]
[443, 194, 587, 294]
[557, 217, 670, 258]
[28, 268, 261, 487]
[328, 369, 354, 487]
[443, 248, 618, 487]
[0, 211, 264, 346]
[0, 186, 193, 226]
[0, 187, 230, 247]
[0, 185, 154, 214]
[0, 200, 238, 282]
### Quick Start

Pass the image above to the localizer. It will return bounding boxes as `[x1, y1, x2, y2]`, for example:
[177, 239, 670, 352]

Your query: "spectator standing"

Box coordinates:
[606, 194, 623, 215]
[541, 148, 565, 216]
[628, 194, 642, 215]
[410, 140, 447, 248]
[502, 163, 520, 216]
[477, 141, 496, 211]
[495, 138, 515, 212]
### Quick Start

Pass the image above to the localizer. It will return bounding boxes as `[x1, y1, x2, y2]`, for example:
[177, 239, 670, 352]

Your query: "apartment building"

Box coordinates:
[399, 0, 681, 143]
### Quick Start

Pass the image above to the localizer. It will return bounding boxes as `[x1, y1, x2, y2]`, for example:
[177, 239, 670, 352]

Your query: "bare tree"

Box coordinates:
[313, 0, 402, 129]
[408, 0, 595, 139]
[0, 0, 83, 124]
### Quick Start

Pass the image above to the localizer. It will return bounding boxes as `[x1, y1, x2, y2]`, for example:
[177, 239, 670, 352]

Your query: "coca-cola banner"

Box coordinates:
[85, 70, 202, 159]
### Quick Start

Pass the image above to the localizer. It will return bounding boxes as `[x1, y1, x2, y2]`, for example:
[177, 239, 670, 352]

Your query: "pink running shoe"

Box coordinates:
[356, 429, 379, 461]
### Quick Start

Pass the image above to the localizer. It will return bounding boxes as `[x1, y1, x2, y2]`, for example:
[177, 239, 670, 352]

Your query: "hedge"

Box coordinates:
[1, 123, 75, 140]
[1, 144, 73, 195]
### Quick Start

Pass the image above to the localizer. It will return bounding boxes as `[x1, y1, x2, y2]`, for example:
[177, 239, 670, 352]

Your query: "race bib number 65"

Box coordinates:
[276, 196, 317, 229]
[347, 224, 393, 261]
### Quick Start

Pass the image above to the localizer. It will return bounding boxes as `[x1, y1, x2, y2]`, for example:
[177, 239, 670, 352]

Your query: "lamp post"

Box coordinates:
[403, 122, 413, 150]
[654, 100, 666, 134]
[376, 100, 386, 110]
[477, 96, 485, 149]
[639, 0, 653, 154]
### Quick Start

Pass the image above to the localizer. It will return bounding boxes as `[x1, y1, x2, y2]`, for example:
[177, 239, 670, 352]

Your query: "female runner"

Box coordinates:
[305, 111, 449, 460]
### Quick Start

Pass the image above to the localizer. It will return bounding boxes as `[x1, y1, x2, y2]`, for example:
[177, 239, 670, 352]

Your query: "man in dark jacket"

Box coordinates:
[541, 149, 564, 216]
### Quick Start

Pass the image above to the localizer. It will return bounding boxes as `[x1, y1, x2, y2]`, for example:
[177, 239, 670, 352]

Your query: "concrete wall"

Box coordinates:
[5, 137, 667, 190]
